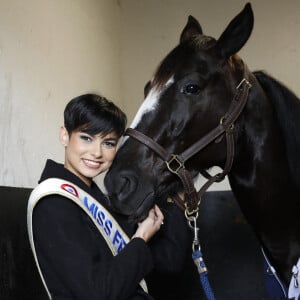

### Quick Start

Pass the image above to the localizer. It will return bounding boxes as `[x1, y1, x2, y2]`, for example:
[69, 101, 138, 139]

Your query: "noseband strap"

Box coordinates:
[125, 77, 252, 216]
[125, 129, 171, 162]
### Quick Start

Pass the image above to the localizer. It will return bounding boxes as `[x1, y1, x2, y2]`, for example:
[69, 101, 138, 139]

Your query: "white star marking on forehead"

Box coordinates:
[130, 77, 174, 129]
[119, 77, 174, 148]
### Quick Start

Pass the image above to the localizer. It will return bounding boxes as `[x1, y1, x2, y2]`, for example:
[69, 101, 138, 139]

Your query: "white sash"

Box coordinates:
[27, 178, 148, 299]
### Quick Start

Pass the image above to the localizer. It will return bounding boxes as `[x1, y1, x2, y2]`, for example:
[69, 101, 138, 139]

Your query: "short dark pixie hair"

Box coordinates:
[64, 94, 127, 138]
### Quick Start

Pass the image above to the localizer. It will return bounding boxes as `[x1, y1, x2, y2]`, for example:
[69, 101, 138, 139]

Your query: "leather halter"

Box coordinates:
[125, 77, 252, 218]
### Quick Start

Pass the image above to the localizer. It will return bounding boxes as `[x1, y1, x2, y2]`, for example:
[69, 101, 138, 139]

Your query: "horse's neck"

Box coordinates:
[229, 105, 297, 225]
[226, 88, 300, 282]
[229, 167, 300, 283]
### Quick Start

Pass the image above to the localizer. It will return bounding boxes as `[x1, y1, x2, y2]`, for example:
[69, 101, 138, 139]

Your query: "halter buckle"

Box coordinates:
[165, 154, 185, 174]
[236, 78, 252, 90]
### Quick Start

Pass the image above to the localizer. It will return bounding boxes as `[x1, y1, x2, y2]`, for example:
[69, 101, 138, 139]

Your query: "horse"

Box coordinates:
[104, 2, 300, 297]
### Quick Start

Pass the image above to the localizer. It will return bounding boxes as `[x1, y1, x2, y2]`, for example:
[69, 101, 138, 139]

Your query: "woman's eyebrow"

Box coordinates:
[103, 136, 118, 141]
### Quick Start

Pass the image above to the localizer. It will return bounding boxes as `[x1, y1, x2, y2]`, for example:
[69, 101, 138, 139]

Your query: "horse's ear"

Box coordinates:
[216, 3, 254, 58]
[180, 15, 203, 43]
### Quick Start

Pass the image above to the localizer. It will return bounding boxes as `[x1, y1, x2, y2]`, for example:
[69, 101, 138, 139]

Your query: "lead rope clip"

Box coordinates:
[188, 216, 201, 252]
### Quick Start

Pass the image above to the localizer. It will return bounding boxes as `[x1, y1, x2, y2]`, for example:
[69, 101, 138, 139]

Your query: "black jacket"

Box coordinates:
[33, 160, 190, 300]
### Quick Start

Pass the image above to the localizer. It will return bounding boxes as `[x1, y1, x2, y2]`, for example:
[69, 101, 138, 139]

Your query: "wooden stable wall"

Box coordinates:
[0, 186, 267, 300]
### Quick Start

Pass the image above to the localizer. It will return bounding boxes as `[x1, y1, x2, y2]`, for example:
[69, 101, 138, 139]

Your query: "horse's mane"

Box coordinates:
[254, 71, 300, 185]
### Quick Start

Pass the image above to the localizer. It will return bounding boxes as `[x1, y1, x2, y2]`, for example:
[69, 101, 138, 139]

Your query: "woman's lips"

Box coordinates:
[83, 159, 102, 169]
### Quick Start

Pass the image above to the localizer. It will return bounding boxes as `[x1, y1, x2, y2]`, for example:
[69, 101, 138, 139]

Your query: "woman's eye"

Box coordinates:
[80, 135, 92, 142]
[182, 84, 201, 95]
[103, 141, 116, 148]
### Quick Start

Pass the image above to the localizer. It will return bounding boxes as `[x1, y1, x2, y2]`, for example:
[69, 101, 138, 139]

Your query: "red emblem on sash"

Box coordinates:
[61, 183, 79, 197]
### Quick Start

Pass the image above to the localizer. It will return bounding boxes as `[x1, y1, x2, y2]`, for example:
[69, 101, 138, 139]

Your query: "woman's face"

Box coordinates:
[60, 127, 118, 186]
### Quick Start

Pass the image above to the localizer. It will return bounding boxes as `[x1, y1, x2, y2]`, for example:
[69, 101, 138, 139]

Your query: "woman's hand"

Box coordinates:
[132, 205, 164, 242]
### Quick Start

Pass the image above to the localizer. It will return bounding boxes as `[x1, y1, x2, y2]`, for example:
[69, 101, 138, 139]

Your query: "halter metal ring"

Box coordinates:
[220, 116, 234, 131]
[184, 206, 199, 221]
[165, 154, 185, 174]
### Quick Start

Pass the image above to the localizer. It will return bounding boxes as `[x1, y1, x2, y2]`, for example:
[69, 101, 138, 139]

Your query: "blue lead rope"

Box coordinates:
[192, 249, 216, 300]
[188, 216, 216, 300]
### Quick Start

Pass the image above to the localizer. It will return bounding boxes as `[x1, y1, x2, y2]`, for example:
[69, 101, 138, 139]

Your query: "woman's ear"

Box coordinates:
[60, 126, 69, 147]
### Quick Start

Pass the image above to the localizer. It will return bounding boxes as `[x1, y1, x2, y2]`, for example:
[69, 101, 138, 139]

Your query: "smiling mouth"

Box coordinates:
[83, 159, 102, 168]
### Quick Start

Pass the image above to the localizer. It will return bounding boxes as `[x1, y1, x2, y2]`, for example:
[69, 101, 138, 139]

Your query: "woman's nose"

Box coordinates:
[92, 144, 102, 158]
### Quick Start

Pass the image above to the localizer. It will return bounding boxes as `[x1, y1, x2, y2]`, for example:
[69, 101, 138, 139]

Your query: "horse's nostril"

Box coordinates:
[119, 175, 138, 199]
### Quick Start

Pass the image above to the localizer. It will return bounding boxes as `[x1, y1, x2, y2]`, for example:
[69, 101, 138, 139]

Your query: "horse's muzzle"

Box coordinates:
[104, 169, 155, 220]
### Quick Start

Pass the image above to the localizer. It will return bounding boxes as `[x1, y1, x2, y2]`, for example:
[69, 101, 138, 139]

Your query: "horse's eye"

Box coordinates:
[182, 84, 201, 95]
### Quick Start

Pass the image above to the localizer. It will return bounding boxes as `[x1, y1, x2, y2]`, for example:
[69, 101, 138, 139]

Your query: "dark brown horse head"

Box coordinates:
[105, 3, 254, 222]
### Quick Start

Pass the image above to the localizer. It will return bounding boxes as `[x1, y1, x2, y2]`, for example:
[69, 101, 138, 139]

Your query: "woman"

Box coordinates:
[27, 94, 190, 300]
